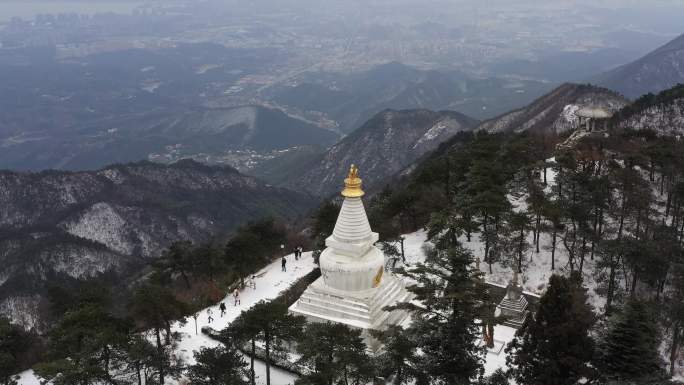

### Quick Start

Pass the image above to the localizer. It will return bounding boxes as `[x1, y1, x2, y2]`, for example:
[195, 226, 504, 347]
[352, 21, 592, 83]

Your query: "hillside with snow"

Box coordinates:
[595, 33, 684, 100]
[477, 83, 628, 134]
[615, 96, 684, 136]
[0, 160, 314, 330]
[283, 109, 478, 198]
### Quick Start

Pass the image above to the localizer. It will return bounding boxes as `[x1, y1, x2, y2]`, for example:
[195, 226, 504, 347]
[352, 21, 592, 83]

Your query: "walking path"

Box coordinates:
[17, 251, 316, 385]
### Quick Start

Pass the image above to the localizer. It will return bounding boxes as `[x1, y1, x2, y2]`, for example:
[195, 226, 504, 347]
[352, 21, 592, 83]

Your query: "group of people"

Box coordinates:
[293, 245, 303, 260]
[206, 275, 258, 323]
[207, 247, 306, 324]
[282, 246, 304, 272]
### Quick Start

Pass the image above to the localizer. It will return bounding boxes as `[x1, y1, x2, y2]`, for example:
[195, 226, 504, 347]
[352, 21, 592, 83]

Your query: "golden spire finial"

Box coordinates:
[341, 164, 364, 198]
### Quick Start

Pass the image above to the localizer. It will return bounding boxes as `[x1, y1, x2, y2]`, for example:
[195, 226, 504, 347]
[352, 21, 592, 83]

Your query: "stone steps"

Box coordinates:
[373, 295, 413, 328]
[502, 311, 529, 329]
[295, 301, 371, 324]
[290, 276, 413, 329]
[294, 291, 372, 324]
[300, 288, 370, 310]
[370, 278, 403, 317]
[370, 279, 413, 328]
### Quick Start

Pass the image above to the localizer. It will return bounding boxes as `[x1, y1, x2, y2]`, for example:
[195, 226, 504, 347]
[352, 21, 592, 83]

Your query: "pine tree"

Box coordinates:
[0, 352, 17, 385]
[390, 233, 491, 384]
[595, 239, 624, 316]
[226, 305, 266, 385]
[128, 284, 187, 385]
[502, 210, 532, 273]
[664, 263, 684, 377]
[0, 318, 26, 385]
[125, 335, 158, 385]
[526, 179, 547, 254]
[622, 237, 654, 297]
[225, 230, 262, 287]
[542, 200, 564, 271]
[238, 300, 305, 385]
[506, 274, 596, 385]
[371, 326, 424, 385]
[155, 240, 195, 289]
[296, 322, 376, 385]
[599, 300, 665, 382]
[468, 159, 511, 273]
[35, 287, 133, 385]
[187, 346, 249, 385]
[480, 369, 509, 385]
[225, 218, 289, 286]
[194, 241, 228, 282]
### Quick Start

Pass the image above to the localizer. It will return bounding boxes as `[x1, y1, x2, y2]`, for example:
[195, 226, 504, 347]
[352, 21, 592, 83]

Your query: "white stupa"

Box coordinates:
[289, 165, 412, 350]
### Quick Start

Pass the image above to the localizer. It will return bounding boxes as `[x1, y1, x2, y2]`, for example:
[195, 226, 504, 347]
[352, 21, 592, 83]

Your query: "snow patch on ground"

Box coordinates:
[98, 168, 126, 184]
[0, 296, 42, 331]
[415, 121, 447, 146]
[561, 104, 580, 128]
[62, 202, 132, 254]
[49, 245, 121, 279]
[16, 370, 40, 385]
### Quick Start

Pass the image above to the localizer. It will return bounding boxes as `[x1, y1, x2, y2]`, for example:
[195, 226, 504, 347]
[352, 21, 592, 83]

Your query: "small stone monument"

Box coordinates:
[496, 270, 529, 329]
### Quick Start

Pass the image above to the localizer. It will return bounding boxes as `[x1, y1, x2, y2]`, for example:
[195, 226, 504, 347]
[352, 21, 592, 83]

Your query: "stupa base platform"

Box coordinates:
[496, 277, 530, 329]
[288, 274, 412, 351]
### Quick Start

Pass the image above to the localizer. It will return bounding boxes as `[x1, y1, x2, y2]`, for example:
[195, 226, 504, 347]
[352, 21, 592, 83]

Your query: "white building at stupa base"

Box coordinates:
[289, 165, 412, 351]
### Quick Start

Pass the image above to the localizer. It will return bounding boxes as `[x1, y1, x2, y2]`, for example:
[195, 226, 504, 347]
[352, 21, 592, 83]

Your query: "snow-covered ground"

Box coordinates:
[169, 251, 317, 385]
[18, 222, 668, 383]
[17, 251, 316, 385]
[17, 232, 521, 384]
[16, 159, 682, 383]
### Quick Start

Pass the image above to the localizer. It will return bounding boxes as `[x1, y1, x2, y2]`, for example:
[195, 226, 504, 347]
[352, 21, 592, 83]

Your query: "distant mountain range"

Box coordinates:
[477, 83, 629, 134]
[0, 44, 553, 172]
[0, 160, 313, 329]
[4, 79, 684, 331]
[267, 62, 551, 132]
[281, 109, 479, 197]
[0, 104, 339, 171]
[594, 33, 684, 99]
[0, 43, 340, 171]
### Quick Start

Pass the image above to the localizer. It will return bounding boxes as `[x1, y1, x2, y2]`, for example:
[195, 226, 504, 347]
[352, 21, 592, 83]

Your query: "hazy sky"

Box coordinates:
[1, 0, 682, 39]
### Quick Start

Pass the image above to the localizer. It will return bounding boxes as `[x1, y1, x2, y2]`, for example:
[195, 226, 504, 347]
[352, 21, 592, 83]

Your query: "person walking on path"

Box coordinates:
[233, 289, 241, 306]
[207, 308, 214, 324]
[298, 246, 303, 258]
[282, 256, 287, 272]
[293, 247, 299, 260]
[250, 275, 257, 290]
[219, 302, 226, 317]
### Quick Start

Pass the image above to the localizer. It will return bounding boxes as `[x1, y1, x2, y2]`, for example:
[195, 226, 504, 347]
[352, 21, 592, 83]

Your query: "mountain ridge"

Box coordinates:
[594, 33, 684, 99]
[0, 160, 314, 329]
[268, 62, 551, 132]
[282, 108, 479, 198]
[610, 84, 684, 136]
[476, 83, 629, 134]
